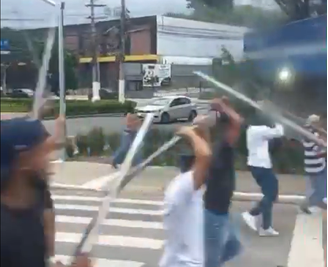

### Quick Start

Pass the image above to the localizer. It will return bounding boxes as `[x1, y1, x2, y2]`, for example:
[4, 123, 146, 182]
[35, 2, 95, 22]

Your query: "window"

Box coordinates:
[170, 99, 181, 107]
[179, 98, 191, 105]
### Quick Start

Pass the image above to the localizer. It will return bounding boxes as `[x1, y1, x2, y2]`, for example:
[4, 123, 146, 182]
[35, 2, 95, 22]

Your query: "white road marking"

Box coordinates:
[52, 195, 164, 206]
[56, 215, 164, 229]
[82, 172, 120, 190]
[50, 183, 92, 190]
[287, 213, 324, 267]
[54, 255, 144, 267]
[56, 232, 163, 249]
[54, 204, 163, 216]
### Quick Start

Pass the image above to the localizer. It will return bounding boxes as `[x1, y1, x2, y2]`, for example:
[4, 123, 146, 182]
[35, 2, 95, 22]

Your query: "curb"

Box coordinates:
[43, 113, 125, 120]
[233, 192, 305, 205]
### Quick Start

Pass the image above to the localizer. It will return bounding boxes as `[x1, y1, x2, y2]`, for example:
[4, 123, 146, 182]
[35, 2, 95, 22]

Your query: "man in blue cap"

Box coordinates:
[0, 117, 91, 267]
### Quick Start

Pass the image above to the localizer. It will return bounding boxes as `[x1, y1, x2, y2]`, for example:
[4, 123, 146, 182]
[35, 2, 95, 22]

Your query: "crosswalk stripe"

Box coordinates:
[52, 195, 164, 206]
[54, 204, 163, 216]
[56, 232, 163, 249]
[54, 255, 144, 267]
[56, 215, 164, 229]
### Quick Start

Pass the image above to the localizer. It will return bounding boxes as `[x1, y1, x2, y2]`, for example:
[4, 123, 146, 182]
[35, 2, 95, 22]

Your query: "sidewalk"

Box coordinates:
[50, 161, 307, 196]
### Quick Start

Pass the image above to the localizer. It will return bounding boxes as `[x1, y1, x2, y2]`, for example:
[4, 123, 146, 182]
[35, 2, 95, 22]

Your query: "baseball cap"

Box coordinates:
[1, 117, 49, 171]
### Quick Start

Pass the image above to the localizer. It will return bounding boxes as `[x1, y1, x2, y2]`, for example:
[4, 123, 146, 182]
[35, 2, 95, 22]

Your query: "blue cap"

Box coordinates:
[1, 118, 49, 171]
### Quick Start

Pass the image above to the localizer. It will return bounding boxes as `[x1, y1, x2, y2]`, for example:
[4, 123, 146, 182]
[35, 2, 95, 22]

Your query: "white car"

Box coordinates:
[135, 96, 198, 123]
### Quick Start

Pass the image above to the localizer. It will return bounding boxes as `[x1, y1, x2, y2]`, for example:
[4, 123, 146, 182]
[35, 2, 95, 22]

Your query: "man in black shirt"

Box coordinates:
[1, 117, 91, 267]
[204, 98, 243, 267]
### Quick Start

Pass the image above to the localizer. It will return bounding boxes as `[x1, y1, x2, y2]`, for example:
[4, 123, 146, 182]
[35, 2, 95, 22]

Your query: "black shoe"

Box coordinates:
[299, 205, 312, 215]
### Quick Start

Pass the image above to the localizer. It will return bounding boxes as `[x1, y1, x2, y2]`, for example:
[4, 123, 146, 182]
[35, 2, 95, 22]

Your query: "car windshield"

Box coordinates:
[150, 98, 170, 106]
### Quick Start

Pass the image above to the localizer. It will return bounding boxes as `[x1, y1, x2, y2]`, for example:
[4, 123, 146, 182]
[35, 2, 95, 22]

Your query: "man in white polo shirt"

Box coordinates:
[159, 117, 212, 267]
[242, 113, 284, 236]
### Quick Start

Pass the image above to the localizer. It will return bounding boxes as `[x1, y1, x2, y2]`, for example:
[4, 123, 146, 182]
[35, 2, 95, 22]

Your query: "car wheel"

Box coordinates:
[161, 112, 170, 124]
[188, 110, 197, 122]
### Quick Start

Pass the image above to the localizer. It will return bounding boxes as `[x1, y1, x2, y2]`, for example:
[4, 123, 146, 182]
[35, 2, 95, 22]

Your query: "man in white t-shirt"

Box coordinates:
[159, 118, 212, 267]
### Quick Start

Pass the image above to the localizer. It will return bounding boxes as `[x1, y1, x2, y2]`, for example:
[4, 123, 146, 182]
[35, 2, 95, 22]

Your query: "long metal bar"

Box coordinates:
[32, 26, 56, 119]
[194, 71, 327, 148]
[58, 1, 67, 161]
[72, 114, 154, 257]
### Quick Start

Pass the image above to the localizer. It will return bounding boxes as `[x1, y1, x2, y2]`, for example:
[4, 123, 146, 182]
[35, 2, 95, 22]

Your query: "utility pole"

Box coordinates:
[86, 0, 105, 102]
[118, 0, 126, 103]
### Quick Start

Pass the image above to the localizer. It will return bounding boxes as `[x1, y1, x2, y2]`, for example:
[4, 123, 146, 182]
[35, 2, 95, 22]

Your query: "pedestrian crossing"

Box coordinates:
[52, 189, 165, 267]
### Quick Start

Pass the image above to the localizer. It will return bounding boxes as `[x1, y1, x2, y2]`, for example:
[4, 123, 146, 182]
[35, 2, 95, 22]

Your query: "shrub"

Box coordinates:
[87, 127, 105, 156]
[0, 98, 136, 116]
[75, 134, 89, 156]
[67, 126, 304, 174]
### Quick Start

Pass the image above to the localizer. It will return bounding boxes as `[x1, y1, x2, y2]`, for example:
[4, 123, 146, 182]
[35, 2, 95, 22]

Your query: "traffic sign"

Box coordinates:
[0, 39, 10, 54]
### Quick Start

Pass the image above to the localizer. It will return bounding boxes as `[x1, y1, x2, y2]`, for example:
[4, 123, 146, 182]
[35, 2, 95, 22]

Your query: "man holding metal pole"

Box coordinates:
[0, 117, 91, 267]
[160, 116, 212, 267]
[241, 109, 284, 236]
[204, 97, 244, 267]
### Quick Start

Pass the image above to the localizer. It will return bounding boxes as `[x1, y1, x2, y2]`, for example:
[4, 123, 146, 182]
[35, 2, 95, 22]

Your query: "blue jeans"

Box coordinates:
[307, 167, 327, 208]
[249, 166, 278, 229]
[204, 210, 242, 267]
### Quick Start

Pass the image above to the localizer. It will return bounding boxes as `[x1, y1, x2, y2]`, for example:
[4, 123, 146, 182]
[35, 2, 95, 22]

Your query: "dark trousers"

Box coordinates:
[249, 166, 278, 230]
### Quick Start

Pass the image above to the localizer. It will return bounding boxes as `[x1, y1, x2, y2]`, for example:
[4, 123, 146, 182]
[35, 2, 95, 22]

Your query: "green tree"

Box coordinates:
[1, 27, 78, 93]
[186, 0, 233, 12]
[44, 42, 79, 94]
[212, 46, 238, 87]
[166, 3, 287, 29]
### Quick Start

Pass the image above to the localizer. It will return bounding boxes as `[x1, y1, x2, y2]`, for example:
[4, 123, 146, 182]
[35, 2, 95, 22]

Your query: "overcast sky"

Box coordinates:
[1, 0, 278, 28]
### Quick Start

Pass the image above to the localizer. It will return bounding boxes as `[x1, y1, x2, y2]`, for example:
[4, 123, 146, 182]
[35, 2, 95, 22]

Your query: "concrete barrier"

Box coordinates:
[287, 213, 325, 267]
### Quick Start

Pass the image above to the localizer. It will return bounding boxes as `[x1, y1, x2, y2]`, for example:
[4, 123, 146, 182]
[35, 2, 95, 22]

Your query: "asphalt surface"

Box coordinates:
[1, 100, 209, 136]
[44, 116, 188, 136]
[51, 163, 306, 196]
[51, 188, 297, 267]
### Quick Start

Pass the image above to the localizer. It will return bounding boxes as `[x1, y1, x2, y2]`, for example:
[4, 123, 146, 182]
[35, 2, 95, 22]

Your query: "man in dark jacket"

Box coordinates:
[0, 117, 91, 267]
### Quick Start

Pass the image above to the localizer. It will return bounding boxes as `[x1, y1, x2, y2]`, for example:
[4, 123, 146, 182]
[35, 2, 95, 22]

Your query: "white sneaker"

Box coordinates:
[308, 206, 323, 214]
[259, 227, 279, 237]
[242, 212, 259, 232]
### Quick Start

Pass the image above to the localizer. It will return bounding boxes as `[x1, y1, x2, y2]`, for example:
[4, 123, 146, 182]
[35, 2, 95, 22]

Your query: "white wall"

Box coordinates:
[156, 16, 249, 62]
[160, 56, 213, 65]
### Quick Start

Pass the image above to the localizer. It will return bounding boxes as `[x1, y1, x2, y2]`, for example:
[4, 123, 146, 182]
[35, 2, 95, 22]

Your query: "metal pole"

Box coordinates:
[118, 0, 126, 103]
[2, 64, 8, 95]
[90, 0, 100, 102]
[58, 1, 66, 161]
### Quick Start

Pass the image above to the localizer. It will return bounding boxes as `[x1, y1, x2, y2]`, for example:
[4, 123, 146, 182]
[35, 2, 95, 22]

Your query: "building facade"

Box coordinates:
[3, 16, 247, 90]
[66, 15, 248, 89]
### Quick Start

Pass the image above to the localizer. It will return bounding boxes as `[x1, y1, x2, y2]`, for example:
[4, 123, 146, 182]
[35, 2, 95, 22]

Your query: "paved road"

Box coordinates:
[50, 163, 306, 196]
[0, 111, 203, 136]
[1, 100, 209, 137]
[51, 188, 297, 267]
